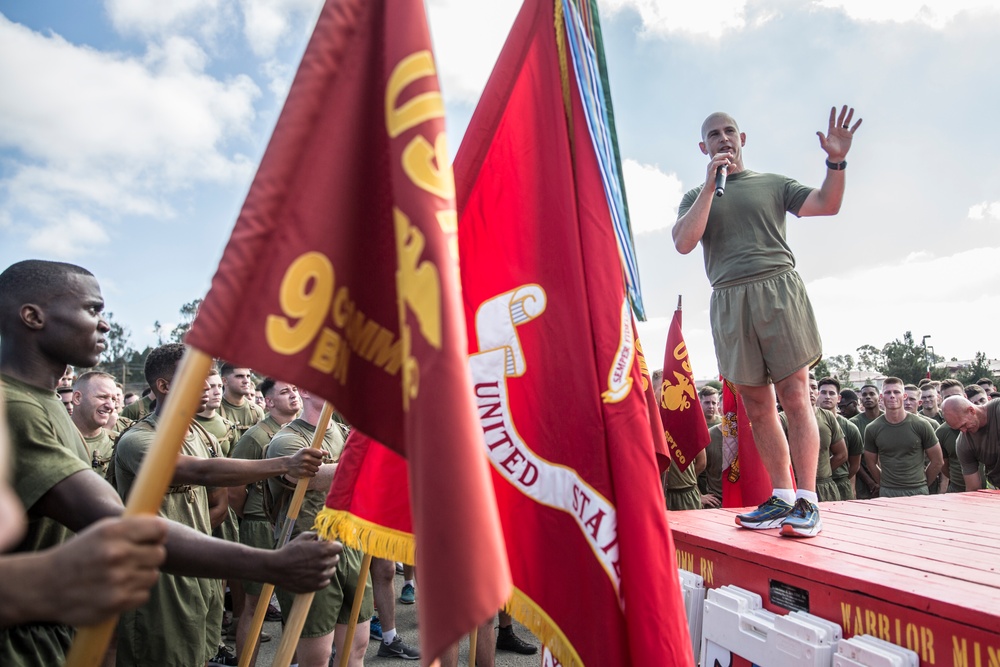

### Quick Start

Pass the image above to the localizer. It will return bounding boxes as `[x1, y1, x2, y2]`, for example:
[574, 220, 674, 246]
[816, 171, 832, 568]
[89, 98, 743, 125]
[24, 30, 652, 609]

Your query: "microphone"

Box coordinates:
[715, 165, 727, 197]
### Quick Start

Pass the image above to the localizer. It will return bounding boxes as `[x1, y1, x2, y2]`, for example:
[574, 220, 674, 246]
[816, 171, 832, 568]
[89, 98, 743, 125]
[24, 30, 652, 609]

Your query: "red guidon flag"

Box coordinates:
[658, 305, 711, 472]
[720, 378, 772, 508]
[316, 429, 414, 563]
[184, 0, 510, 660]
[454, 0, 692, 664]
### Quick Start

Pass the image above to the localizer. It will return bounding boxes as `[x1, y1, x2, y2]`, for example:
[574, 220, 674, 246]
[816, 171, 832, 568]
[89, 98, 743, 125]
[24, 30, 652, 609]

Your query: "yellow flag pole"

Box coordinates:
[335, 552, 372, 667]
[64, 347, 214, 667]
[468, 628, 478, 667]
[239, 402, 335, 667]
[271, 591, 316, 667]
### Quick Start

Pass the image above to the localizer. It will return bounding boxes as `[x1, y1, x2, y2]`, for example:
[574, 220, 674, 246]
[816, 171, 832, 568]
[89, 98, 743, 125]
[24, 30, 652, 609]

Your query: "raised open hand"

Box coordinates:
[817, 105, 861, 162]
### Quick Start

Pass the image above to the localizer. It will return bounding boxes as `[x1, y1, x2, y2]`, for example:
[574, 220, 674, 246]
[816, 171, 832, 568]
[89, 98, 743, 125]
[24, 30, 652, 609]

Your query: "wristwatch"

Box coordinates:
[826, 159, 847, 170]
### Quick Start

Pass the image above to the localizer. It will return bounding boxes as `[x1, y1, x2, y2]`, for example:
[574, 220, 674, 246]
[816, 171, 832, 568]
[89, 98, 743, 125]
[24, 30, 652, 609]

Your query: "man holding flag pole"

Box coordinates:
[673, 108, 862, 536]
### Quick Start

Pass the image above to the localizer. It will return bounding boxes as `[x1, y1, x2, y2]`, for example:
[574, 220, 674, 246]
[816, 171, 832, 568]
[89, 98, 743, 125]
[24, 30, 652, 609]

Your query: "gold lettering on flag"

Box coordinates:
[601, 296, 635, 404]
[264, 252, 403, 384]
[470, 286, 622, 597]
[386, 50, 452, 410]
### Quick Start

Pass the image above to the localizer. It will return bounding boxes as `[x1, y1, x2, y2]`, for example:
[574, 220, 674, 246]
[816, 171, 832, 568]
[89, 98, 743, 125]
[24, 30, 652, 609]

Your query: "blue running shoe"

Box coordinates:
[399, 582, 415, 605]
[735, 496, 793, 529]
[780, 498, 822, 537]
[370, 615, 383, 640]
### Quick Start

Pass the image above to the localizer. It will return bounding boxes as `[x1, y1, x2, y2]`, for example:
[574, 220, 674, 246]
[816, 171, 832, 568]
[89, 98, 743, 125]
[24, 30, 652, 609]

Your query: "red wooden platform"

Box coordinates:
[667, 490, 1000, 667]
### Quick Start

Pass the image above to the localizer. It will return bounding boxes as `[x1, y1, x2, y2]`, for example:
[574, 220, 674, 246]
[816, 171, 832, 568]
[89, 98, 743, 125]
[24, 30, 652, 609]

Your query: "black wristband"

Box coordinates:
[826, 159, 847, 170]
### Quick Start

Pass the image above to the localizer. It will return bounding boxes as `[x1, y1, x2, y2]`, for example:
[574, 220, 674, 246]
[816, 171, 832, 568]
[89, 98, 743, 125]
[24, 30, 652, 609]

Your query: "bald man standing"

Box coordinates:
[673, 106, 862, 537]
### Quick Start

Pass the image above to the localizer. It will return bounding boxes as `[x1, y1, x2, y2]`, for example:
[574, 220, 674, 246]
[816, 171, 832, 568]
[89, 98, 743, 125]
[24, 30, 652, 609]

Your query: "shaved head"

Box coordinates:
[0, 260, 93, 334]
[701, 112, 739, 140]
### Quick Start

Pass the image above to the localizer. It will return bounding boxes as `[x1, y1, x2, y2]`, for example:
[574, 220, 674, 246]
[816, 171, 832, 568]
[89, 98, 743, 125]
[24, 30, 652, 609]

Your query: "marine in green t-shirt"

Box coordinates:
[219, 364, 265, 441]
[114, 413, 218, 667]
[863, 380, 943, 497]
[119, 392, 153, 421]
[69, 371, 120, 477]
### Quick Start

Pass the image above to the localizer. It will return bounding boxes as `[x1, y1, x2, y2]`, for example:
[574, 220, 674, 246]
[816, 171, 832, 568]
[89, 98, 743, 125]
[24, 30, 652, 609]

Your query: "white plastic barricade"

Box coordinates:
[678, 568, 705, 661]
[833, 635, 919, 667]
[701, 585, 840, 667]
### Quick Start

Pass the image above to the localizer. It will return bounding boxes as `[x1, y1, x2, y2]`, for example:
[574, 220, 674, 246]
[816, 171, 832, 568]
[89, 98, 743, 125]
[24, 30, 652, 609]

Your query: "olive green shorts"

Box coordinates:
[276, 544, 374, 638]
[240, 518, 276, 596]
[710, 269, 822, 386]
[666, 486, 702, 511]
[880, 486, 929, 498]
[816, 477, 841, 503]
[833, 475, 855, 500]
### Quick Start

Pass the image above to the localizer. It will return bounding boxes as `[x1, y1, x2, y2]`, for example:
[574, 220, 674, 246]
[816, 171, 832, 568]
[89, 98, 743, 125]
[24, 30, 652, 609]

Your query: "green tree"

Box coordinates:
[855, 344, 882, 372]
[812, 359, 832, 382]
[878, 331, 943, 384]
[823, 353, 854, 385]
[955, 352, 997, 386]
[170, 299, 203, 343]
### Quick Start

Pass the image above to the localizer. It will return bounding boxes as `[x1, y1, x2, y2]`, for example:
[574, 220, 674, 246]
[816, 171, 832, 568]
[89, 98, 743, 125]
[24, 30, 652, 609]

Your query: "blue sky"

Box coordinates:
[2, 0, 999, 380]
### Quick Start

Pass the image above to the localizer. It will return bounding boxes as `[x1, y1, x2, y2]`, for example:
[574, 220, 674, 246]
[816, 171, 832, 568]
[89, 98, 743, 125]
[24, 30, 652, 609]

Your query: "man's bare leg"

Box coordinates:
[296, 633, 335, 667]
[235, 592, 261, 666]
[773, 367, 819, 492]
[372, 557, 396, 634]
[733, 382, 795, 489]
[333, 620, 371, 667]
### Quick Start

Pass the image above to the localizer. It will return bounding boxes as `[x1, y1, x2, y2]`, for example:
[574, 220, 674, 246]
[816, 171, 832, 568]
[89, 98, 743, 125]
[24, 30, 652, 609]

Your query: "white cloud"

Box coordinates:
[0, 15, 260, 257]
[427, 0, 522, 103]
[598, 0, 750, 38]
[239, 0, 322, 58]
[25, 211, 110, 258]
[105, 0, 231, 40]
[599, 0, 1000, 38]
[968, 201, 1000, 220]
[817, 0, 1000, 28]
[622, 159, 683, 235]
[808, 247, 1000, 362]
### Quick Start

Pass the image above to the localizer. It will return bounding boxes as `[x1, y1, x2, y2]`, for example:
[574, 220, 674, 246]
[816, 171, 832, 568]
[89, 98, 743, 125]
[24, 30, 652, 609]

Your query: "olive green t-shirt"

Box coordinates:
[266, 419, 344, 538]
[195, 412, 237, 457]
[832, 414, 863, 480]
[698, 422, 724, 500]
[219, 396, 265, 441]
[120, 394, 153, 421]
[956, 398, 1000, 487]
[936, 423, 966, 492]
[1, 374, 93, 666]
[850, 410, 882, 439]
[83, 429, 115, 477]
[678, 170, 813, 287]
[113, 414, 216, 667]
[231, 415, 284, 520]
[864, 413, 938, 490]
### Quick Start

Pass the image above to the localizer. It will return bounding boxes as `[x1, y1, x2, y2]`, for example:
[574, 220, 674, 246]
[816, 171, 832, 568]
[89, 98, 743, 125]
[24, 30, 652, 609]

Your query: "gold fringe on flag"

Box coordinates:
[504, 586, 583, 667]
[313, 508, 416, 566]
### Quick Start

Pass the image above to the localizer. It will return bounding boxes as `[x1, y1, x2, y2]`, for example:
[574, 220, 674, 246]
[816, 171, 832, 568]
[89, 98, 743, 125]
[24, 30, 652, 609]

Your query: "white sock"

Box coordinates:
[383, 628, 397, 644]
[773, 488, 795, 505]
[796, 489, 819, 505]
[403, 579, 415, 588]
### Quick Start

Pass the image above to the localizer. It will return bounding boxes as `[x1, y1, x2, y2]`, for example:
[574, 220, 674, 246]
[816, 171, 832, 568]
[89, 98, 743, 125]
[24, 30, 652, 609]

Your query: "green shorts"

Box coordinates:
[816, 476, 841, 503]
[710, 269, 821, 386]
[880, 486, 929, 498]
[833, 475, 855, 500]
[666, 486, 702, 511]
[276, 544, 374, 638]
[240, 518, 276, 596]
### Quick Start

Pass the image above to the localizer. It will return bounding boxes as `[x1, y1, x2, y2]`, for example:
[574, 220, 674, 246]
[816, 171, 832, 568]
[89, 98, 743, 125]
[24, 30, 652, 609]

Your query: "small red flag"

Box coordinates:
[316, 430, 414, 563]
[720, 378, 772, 508]
[184, 0, 510, 660]
[657, 307, 711, 472]
[454, 0, 692, 664]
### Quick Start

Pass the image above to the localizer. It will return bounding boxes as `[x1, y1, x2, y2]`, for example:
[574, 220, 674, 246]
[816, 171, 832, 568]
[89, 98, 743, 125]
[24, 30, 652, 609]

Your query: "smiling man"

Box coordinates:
[69, 371, 118, 476]
[673, 105, 862, 536]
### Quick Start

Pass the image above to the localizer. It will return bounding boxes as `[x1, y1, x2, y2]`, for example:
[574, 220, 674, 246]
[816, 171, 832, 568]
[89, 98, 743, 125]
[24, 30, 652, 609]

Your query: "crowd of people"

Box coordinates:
[657, 374, 999, 512]
[0, 259, 540, 667]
